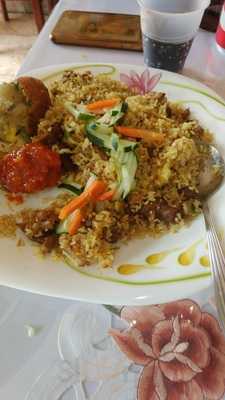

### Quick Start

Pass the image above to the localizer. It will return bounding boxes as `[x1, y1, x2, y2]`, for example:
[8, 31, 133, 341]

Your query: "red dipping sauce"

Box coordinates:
[0, 143, 61, 193]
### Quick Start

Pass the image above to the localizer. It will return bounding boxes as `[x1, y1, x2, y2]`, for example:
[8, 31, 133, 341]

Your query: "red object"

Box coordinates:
[216, 2, 225, 49]
[96, 189, 115, 201]
[0, 143, 61, 193]
[6, 193, 24, 204]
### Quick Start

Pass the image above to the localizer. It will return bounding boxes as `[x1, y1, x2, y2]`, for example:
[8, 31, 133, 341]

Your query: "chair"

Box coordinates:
[0, 0, 56, 32]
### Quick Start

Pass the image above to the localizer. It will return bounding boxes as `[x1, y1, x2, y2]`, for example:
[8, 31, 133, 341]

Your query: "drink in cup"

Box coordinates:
[138, 0, 210, 72]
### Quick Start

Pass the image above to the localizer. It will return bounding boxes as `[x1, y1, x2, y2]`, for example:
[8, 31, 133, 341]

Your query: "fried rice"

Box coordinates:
[0, 71, 212, 268]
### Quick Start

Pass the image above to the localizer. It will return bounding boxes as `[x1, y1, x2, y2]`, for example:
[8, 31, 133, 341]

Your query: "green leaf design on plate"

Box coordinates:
[176, 100, 225, 122]
[42, 64, 116, 83]
[161, 80, 225, 108]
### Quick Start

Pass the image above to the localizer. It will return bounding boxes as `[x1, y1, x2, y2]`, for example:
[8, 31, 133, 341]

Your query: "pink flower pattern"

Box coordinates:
[120, 69, 161, 94]
[110, 300, 225, 400]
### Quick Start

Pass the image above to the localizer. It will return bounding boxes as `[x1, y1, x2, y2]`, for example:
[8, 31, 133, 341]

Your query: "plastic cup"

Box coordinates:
[138, 0, 210, 72]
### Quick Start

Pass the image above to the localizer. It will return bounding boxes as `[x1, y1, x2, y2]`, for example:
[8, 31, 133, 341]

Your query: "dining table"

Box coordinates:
[1, 0, 225, 399]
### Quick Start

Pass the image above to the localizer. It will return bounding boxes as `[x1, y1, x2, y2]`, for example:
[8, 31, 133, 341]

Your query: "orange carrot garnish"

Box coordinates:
[86, 98, 120, 113]
[59, 191, 89, 220]
[68, 209, 84, 235]
[96, 189, 116, 201]
[87, 180, 107, 198]
[59, 180, 107, 220]
[115, 126, 165, 146]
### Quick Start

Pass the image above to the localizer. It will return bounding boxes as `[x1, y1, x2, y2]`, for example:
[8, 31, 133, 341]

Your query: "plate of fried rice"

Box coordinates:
[0, 63, 224, 305]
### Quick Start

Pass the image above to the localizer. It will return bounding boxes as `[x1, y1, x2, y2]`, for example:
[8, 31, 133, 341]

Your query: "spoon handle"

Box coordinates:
[203, 202, 225, 334]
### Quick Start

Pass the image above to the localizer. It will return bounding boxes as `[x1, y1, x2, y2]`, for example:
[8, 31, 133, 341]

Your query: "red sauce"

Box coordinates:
[6, 193, 24, 204]
[0, 143, 61, 193]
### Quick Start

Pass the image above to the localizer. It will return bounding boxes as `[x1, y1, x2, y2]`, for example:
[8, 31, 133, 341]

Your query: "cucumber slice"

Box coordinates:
[97, 102, 127, 126]
[56, 211, 75, 234]
[111, 133, 119, 151]
[86, 123, 113, 150]
[86, 121, 138, 199]
[86, 130, 111, 151]
[116, 151, 137, 199]
[86, 123, 137, 153]
[111, 133, 137, 153]
[58, 183, 83, 195]
[65, 102, 94, 121]
[121, 140, 138, 152]
[87, 122, 114, 136]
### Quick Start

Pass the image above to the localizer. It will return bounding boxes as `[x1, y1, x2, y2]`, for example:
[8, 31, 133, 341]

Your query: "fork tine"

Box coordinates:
[208, 227, 225, 284]
[215, 291, 225, 333]
[212, 266, 225, 333]
[203, 202, 225, 335]
[206, 231, 225, 334]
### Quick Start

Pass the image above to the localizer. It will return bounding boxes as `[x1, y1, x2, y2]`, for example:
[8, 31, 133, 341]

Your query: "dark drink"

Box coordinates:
[142, 34, 194, 72]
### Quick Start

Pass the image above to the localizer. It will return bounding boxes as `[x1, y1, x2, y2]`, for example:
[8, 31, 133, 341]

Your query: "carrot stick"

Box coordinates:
[115, 126, 165, 146]
[59, 192, 89, 220]
[86, 98, 119, 112]
[68, 209, 84, 235]
[87, 180, 107, 198]
[59, 180, 107, 220]
[96, 189, 116, 201]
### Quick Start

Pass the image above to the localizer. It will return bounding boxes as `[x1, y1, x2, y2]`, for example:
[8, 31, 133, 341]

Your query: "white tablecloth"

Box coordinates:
[1, 1, 225, 398]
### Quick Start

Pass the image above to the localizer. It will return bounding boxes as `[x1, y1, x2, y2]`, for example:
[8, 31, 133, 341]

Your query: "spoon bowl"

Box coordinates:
[199, 144, 225, 200]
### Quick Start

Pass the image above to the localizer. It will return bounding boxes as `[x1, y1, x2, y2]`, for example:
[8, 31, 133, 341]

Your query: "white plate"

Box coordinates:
[1, 63, 225, 305]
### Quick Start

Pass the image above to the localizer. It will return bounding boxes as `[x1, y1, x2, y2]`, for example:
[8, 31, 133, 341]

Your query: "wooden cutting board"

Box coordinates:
[50, 10, 142, 51]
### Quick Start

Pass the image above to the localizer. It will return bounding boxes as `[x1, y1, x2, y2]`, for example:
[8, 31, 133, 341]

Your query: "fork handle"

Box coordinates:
[202, 202, 225, 334]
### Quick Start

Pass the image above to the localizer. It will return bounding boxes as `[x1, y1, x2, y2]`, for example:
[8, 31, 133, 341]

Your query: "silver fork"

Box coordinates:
[203, 202, 225, 334]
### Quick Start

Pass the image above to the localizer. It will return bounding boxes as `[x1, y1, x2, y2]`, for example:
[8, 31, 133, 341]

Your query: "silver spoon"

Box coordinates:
[199, 144, 225, 333]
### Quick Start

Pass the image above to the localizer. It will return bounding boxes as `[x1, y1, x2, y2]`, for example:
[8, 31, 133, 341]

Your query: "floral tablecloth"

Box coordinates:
[0, 286, 223, 400]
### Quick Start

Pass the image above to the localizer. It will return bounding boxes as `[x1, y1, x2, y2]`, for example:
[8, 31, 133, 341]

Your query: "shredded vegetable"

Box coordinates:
[86, 98, 120, 113]
[115, 126, 165, 146]
[68, 209, 84, 235]
[59, 179, 107, 220]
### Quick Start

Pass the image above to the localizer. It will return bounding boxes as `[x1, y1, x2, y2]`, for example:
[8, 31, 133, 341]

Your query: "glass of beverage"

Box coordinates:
[138, 0, 210, 72]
